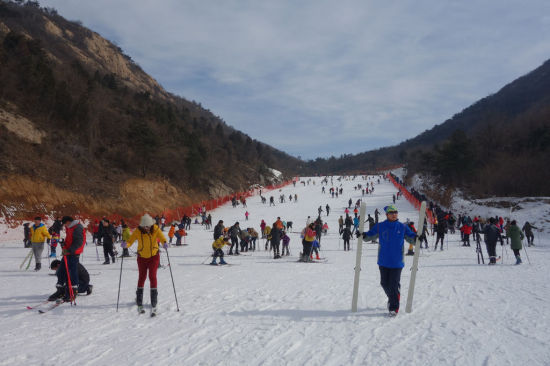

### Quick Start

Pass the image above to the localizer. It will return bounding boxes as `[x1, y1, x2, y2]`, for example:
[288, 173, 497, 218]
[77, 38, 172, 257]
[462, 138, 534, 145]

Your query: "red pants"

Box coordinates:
[137, 254, 160, 288]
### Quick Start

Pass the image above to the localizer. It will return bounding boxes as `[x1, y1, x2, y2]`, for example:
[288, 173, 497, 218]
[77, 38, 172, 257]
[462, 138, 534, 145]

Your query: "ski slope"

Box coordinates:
[1, 176, 549, 366]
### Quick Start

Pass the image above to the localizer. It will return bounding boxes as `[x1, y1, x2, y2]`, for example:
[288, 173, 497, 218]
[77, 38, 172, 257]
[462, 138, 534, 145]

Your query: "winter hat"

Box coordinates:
[50, 259, 61, 270]
[34, 216, 42, 221]
[139, 213, 155, 227]
[61, 216, 74, 224]
[384, 205, 398, 213]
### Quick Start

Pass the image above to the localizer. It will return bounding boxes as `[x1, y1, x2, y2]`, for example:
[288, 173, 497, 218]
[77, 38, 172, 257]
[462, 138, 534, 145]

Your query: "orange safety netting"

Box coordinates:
[4, 177, 300, 230]
[386, 173, 435, 224]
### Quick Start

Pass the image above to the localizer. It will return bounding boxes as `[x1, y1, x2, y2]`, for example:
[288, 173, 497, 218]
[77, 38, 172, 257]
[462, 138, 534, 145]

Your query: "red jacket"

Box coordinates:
[461, 225, 472, 235]
[65, 221, 86, 255]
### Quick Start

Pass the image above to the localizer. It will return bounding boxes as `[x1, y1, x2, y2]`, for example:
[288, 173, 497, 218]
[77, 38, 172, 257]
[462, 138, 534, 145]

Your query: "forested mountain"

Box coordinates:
[308, 59, 550, 197]
[0, 1, 301, 219]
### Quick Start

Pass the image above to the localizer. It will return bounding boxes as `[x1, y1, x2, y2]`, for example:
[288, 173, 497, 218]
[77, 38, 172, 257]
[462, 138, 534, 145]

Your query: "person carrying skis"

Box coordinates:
[210, 236, 229, 265]
[48, 259, 92, 301]
[30, 216, 51, 271]
[521, 221, 538, 246]
[506, 220, 524, 265]
[123, 214, 168, 314]
[483, 217, 502, 265]
[357, 204, 416, 316]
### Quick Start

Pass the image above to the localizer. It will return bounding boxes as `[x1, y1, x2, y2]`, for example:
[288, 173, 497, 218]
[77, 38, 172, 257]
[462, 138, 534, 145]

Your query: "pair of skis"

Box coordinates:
[26, 300, 65, 314]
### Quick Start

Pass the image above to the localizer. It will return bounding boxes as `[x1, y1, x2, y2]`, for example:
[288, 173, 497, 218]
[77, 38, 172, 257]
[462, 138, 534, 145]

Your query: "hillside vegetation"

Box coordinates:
[0, 1, 300, 219]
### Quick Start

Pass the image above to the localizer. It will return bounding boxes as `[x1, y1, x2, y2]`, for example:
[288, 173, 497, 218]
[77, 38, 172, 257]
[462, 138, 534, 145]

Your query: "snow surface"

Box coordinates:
[1, 177, 550, 366]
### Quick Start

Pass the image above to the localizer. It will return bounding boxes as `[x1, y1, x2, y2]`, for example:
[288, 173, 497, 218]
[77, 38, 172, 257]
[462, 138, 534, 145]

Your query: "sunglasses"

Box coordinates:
[387, 211, 398, 214]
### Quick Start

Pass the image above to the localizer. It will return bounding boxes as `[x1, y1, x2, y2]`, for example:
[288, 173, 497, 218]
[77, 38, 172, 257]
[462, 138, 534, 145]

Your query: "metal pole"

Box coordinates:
[351, 202, 367, 312]
[405, 201, 427, 314]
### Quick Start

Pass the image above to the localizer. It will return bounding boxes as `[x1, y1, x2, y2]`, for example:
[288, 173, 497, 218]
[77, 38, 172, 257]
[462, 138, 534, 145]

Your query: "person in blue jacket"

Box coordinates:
[357, 204, 416, 316]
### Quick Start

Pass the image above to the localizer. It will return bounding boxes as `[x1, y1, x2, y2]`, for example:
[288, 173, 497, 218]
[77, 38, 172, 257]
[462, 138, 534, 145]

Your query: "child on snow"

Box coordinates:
[175, 225, 186, 246]
[311, 239, 320, 260]
[168, 224, 175, 244]
[211, 236, 229, 265]
[282, 231, 290, 256]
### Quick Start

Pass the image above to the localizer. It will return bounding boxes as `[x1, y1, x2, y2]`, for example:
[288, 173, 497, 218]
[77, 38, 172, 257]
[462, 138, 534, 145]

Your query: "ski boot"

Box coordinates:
[316, 253, 320, 260]
[210, 258, 218, 265]
[150, 289, 158, 317]
[48, 284, 65, 301]
[136, 287, 145, 314]
[515, 256, 522, 265]
[86, 285, 93, 295]
[49, 251, 56, 258]
[406, 250, 414, 256]
[34, 262, 41, 271]
[219, 258, 227, 265]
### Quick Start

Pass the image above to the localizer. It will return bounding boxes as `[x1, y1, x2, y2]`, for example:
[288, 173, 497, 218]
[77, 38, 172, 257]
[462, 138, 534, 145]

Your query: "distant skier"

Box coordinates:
[23, 223, 31, 248]
[483, 217, 502, 265]
[30, 216, 51, 271]
[326, 204, 330, 216]
[358, 204, 416, 316]
[99, 219, 117, 264]
[506, 220, 524, 265]
[281, 231, 290, 256]
[522, 221, 538, 246]
[342, 226, 351, 251]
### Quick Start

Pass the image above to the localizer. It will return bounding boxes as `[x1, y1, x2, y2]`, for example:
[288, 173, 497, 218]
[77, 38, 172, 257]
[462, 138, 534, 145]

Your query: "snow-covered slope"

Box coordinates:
[1, 177, 549, 366]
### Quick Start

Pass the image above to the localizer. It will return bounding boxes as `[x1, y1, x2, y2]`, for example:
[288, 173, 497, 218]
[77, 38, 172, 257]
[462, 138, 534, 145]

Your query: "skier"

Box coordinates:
[342, 226, 351, 251]
[248, 228, 259, 251]
[123, 214, 168, 314]
[348, 198, 352, 208]
[281, 231, 290, 256]
[506, 220, 524, 265]
[271, 223, 282, 259]
[483, 217, 502, 265]
[300, 223, 316, 262]
[60, 216, 86, 301]
[99, 219, 116, 264]
[214, 220, 224, 241]
[338, 216, 344, 235]
[168, 223, 176, 244]
[121, 224, 131, 257]
[48, 217, 63, 258]
[358, 204, 416, 316]
[326, 204, 330, 216]
[522, 221, 538, 246]
[260, 219, 266, 238]
[434, 219, 446, 251]
[239, 229, 250, 252]
[30, 216, 51, 271]
[48, 259, 92, 301]
[228, 222, 241, 255]
[460, 223, 472, 247]
[245, 211, 249, 221]
[210, 236, 229, 265]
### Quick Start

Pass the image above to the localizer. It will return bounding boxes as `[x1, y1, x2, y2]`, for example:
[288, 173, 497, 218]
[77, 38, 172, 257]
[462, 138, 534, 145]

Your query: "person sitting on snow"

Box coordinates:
[48, 259, 92, 301]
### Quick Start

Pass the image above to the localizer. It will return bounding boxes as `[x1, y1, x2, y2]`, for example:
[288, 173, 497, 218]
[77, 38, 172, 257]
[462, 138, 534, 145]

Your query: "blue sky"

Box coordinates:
[40, 0, 550, 159]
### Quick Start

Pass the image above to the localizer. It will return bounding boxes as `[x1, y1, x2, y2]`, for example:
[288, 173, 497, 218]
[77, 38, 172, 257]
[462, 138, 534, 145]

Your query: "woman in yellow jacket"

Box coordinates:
[123, 213, 167, 314]
[30, 216, 51, 271]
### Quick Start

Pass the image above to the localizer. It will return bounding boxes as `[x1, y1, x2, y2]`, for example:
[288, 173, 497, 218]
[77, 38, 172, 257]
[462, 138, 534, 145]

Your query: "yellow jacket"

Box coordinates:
[127, 225, 167, 258]
[212, 237, 228, 250]
[122, 227, 131, 242]
[31, 224, 51, 243]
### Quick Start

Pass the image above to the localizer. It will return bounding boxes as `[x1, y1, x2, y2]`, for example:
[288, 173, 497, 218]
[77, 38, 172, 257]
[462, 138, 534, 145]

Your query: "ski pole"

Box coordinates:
[523, 242, 531, 265]
[116, 250, 124, 312]
[164, 248, 180, 312]
[25, 250, 34, 270]
[63, 255, 76, 305]
[20, 249, 33, 270]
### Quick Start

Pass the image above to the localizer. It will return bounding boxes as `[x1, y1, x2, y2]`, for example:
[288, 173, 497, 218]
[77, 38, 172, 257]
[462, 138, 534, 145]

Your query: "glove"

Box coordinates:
[355, 231, 362, 238]
[62, 248, 69, 256]
[120, 242, 127, 249]
[162, 242, 169, 249]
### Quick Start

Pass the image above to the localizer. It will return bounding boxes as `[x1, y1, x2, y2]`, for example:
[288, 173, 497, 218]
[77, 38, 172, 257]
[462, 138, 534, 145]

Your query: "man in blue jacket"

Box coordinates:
[358, 204, 416, 316]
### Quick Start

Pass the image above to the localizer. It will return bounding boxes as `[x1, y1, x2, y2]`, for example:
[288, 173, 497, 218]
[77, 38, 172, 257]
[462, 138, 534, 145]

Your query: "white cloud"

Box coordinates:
[40, 0, 550, 158]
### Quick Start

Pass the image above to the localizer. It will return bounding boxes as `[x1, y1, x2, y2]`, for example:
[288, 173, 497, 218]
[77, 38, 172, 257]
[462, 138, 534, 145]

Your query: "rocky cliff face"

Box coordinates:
[0, 1, 300, 220]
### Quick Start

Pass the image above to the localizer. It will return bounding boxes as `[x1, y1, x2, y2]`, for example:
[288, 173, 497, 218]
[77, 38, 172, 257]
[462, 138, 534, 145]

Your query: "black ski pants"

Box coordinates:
[230, 237, 239, 254]
[379, 266, 402, 312]
[486, 241, 497, 262]
[302, 240, 313, 260]
[103, 241, 115, 262]
[434, 233, 445, 249]
[272, 239, 280, 256]
[343, 238, 350, 251]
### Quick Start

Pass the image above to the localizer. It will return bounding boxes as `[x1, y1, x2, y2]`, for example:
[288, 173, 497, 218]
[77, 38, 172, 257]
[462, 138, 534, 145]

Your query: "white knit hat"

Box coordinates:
[139, 213, 155, 227]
